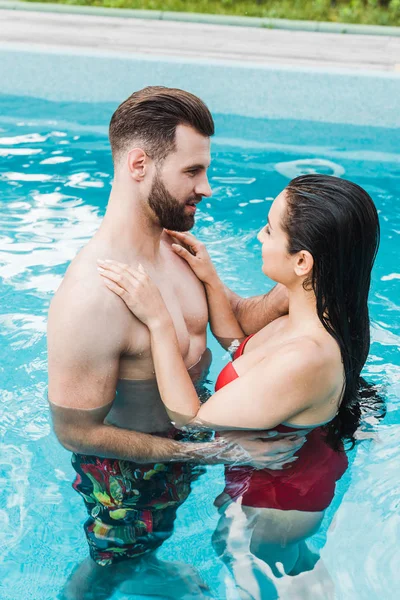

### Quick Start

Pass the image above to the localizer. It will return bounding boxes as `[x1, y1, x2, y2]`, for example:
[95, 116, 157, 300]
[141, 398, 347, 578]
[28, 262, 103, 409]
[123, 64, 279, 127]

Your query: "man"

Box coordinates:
[47, 87, 299, 599]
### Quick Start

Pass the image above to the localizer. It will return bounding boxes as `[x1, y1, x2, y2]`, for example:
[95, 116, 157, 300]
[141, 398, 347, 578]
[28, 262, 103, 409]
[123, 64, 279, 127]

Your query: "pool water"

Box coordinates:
[0, 92, 399, 600]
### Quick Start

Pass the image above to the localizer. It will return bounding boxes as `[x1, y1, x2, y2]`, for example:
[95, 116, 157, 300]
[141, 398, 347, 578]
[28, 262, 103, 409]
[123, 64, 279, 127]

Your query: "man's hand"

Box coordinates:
[220, 429, 308, 470]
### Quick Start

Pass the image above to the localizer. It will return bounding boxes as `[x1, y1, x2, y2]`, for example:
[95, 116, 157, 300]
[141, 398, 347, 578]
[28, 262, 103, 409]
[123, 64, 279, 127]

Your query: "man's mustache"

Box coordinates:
[186, 195, 203, 205]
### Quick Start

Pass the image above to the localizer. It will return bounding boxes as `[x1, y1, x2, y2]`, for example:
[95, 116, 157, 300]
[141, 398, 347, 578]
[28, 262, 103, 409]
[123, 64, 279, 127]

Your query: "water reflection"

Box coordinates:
[274, 158, 345, 180]
[0, 105, 399, 599]
[211, 428, 347, 599]
[0, 444, 32, 562]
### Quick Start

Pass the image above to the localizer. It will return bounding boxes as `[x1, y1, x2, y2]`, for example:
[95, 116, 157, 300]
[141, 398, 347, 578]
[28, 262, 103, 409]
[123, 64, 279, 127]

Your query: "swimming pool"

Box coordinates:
[0, 45, 399, 600]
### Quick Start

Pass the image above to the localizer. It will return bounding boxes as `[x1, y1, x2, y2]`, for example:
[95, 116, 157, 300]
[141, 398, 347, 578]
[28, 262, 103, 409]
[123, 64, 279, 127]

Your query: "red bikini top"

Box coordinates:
[215, 335, 254, 392]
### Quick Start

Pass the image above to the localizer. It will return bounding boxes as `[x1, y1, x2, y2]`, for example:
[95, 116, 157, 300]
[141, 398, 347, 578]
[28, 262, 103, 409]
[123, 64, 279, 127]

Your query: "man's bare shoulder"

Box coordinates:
[48, 249, 132, 356]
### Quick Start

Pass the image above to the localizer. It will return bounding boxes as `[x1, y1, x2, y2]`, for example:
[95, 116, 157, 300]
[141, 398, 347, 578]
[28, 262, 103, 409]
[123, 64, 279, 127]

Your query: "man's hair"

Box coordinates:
[109, 86, 214, 165]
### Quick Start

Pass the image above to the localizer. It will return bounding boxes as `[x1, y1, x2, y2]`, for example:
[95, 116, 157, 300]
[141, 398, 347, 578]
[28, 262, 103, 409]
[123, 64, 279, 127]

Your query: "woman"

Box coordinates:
[97, 174, 379, 590]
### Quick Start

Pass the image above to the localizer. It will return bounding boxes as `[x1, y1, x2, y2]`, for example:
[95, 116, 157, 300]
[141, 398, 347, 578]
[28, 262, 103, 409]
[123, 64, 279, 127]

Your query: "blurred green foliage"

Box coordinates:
[25, 0, 400, 26]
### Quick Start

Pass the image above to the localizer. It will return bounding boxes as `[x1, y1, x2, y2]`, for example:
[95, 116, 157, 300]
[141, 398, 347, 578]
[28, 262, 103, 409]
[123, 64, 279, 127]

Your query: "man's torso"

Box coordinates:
[51, 232, 210, 433]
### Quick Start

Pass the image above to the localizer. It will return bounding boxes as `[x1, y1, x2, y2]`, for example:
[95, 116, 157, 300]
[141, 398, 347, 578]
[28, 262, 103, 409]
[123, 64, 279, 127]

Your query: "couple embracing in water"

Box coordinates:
[47, 86, 379, 599]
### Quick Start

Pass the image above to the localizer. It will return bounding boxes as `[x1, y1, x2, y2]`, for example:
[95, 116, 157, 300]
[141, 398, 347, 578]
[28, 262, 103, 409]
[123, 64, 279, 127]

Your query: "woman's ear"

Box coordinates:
[127, 148, 147, 181]
[294, 250, 314, 278]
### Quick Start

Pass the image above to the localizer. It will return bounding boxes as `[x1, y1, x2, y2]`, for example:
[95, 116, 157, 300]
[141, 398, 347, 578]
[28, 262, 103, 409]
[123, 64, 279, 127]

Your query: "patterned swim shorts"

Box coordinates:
[72, 453, 205, 566]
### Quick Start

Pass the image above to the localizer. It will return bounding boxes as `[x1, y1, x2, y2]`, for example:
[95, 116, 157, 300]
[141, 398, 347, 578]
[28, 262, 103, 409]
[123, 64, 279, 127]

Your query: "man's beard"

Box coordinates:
[148, 172, 199, 232]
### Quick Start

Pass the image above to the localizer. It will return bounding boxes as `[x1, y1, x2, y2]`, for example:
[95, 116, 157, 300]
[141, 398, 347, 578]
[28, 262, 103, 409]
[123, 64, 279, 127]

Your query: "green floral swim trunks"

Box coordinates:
[72, 452, 205, 566]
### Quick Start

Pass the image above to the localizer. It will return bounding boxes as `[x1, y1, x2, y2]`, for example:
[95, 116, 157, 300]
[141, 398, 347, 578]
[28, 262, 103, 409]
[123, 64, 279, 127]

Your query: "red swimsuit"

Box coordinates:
[216, 336, 348, 512]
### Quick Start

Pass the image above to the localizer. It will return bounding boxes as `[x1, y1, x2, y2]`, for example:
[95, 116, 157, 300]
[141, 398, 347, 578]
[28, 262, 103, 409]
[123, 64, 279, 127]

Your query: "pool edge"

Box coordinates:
[1, 0, 400, 38]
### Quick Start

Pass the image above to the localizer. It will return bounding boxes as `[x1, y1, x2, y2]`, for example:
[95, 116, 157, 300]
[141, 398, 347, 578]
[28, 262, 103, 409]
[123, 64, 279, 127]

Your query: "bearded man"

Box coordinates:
[47, 87, 294, 599]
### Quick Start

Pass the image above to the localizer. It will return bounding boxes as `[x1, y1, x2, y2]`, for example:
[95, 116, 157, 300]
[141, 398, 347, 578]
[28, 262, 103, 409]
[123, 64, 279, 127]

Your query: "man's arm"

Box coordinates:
[50, 400, 302, 468]
[225, 283, 289, 335]
[50, 400, 229, 464]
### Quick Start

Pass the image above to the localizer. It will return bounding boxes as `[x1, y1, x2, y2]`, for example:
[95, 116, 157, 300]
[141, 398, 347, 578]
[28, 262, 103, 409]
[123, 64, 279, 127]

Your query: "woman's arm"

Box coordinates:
[150, 318, 323, 430]
[191, 341, 324, 430]
[203, 275, 245, 344]
[167, 231, 289, 337]
[149, 316, 202, 426]
[224, 283, 289, 335]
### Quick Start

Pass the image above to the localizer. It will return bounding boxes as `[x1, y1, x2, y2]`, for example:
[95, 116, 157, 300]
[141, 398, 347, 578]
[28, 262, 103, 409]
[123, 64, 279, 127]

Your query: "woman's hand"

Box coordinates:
[165, 230, 218, 284]
[97, 259, 170, 329]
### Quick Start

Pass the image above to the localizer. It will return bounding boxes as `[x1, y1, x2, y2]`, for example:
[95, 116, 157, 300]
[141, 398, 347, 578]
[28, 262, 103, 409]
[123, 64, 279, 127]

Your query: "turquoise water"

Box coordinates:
[0, 92, 399, 600]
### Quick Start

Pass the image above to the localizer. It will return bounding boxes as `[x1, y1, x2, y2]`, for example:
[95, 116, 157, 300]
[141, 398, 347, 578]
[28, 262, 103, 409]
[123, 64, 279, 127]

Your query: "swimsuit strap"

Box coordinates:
[233, 334, 256, 359]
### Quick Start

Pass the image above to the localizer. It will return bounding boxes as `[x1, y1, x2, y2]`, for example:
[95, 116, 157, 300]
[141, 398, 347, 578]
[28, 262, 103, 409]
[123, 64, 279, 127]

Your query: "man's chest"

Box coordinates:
[159, 268, 207, 331]
[119, 263, 209, 379]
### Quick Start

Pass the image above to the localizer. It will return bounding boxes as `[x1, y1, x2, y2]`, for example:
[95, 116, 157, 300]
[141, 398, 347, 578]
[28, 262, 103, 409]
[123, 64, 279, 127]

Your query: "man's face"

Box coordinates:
[148, 124, 212, 231]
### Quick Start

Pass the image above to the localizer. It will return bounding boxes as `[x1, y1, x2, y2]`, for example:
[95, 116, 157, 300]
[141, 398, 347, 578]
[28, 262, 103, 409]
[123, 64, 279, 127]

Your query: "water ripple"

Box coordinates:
[0, 444, 33, 563]
[0, 103, 399, 600]
[275, 158, 345, 179]
[0, 133, 47, 145]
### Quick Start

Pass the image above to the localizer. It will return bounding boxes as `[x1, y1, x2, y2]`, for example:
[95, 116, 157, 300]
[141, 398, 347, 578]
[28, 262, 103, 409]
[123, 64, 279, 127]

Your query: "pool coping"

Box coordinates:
[1, 0, 400, 37]
[1, 1, 399, 128]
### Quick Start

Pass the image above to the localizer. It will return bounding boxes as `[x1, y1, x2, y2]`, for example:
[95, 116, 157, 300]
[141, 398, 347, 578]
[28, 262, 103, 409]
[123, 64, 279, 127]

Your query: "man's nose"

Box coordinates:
[257, 228, 263, 243]
[195, 176, 212, 198]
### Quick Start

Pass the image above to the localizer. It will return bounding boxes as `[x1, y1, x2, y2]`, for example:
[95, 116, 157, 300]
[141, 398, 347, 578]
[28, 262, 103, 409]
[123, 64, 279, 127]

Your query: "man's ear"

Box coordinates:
[294, 250, 314, 278]
[127, 148, 147, 182]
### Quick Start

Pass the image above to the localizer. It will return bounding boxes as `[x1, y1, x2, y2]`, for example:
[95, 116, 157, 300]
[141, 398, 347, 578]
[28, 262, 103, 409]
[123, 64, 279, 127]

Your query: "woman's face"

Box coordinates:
[257, 190, 295, 285]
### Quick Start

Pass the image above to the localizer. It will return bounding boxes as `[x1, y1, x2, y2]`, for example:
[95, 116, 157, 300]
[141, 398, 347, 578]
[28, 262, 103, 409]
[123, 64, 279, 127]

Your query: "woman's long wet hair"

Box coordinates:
[284, 174, 381, 450]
